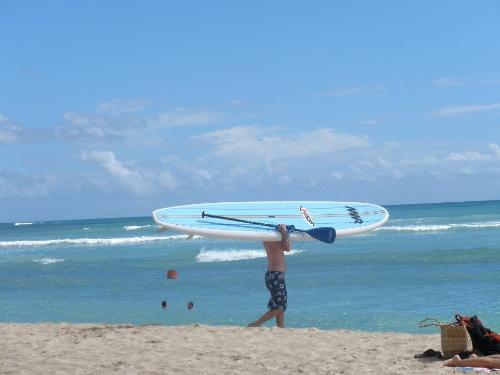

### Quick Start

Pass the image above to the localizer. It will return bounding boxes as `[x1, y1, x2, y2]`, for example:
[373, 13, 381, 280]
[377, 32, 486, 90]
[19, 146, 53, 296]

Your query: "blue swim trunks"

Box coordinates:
[265, 271, 287, 311]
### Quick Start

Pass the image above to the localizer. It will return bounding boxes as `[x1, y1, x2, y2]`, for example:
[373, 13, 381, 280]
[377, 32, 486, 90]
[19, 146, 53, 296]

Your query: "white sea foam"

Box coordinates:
[195, 248, 303, 263]
[123, 225, 151, 231]
[376, 225, 451, 232]
[14, 222, 33, 226]
[33, 258, 64, 265]
[376, 221, 500, 232]
[0, 235, 203, 248]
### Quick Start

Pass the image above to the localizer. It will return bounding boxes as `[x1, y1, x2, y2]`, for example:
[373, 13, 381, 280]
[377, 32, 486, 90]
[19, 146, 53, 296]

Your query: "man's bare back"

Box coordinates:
[264, 241, 287, 272]
[263, 224, 292, 271]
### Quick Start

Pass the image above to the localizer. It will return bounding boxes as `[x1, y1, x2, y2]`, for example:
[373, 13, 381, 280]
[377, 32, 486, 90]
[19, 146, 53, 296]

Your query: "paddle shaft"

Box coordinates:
[202, 211, 281, 229]
[201, 211, 336, 244]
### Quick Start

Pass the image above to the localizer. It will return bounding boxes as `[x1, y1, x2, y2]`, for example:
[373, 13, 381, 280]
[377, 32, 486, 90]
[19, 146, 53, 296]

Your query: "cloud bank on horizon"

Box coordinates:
[1, 1, 500, 221]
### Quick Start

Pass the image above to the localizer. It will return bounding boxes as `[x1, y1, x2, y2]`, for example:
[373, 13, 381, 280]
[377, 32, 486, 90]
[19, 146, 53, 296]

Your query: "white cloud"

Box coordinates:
[0, 114, 24, 143]
[190, 168, 213, 181]
[324, 86, 385, 97]
[278, 175, 292, 185]
[150, 108, 224, 127]
[394, 143, 500, 180]
[356, 119, 379, 126]
[82, 150, 138, 179]
[54, 106, 224, 143]
[331, 171, 343, 180]
[82, 150, 148, 194]
[433, 77, 461, 87]
[457, 168, 474, 175]
[401, 144, 500, 168]
[434, 74, 500, 87]
[82, 150, 178, 194]
[193, 126, 370, 162]
[445, 151, 492, 162]
[97, 99, 148, 113]
[230, 99, 247, 105]
[142, 169, 178, 189]
[1, 101, 225, 145]
[228, 165, 250, 178]
[431, 102, 500, 117]
[489, 143, 500, 158]
[55, 111, 143, 142]
[424, 156, 439, 163]
[0, 170, 62, 198]
[160, 155, 220, 185]
[441, 144, 500, 163]
[356, 156, 403, 179]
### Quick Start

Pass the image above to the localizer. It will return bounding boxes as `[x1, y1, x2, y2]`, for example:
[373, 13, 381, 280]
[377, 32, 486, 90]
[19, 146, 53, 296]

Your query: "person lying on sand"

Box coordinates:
[248, 224, 291, 328]
[445, 354, 500, 369]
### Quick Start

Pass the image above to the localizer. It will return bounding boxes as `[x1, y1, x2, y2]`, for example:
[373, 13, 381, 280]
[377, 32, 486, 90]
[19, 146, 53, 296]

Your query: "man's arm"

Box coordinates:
[277, 224, 291, 252]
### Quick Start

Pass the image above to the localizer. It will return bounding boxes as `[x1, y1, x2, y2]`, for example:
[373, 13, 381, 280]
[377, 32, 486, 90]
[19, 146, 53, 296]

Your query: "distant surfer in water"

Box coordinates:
[248, 224, 291, 328]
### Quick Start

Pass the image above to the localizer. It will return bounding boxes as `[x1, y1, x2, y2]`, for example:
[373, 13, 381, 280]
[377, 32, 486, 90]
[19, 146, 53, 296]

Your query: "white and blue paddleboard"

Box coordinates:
[153, 201, 389, 242]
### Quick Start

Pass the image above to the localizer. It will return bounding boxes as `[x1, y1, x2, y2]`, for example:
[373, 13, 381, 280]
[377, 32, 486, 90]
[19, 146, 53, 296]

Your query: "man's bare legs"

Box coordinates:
[276, 310, 284, 328]
[445, 354, 500, 368]
[248, 309, 285, 328]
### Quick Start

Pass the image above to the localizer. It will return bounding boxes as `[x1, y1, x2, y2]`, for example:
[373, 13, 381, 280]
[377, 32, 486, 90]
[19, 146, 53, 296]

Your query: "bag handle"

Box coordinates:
[418, 318, 443, 328]
[455, 314, 472, 329]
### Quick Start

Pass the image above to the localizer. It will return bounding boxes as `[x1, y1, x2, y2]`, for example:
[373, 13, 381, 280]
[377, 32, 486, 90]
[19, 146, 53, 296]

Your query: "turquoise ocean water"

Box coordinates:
[1, 200, 499, 333]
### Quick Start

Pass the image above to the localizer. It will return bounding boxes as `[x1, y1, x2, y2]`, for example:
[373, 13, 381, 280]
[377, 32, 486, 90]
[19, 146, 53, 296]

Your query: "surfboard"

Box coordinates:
[152, 201, 389, 242]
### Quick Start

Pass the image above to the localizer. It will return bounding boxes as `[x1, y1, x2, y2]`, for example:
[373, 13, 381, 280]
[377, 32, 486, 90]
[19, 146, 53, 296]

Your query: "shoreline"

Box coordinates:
[0, 323, 459, 374]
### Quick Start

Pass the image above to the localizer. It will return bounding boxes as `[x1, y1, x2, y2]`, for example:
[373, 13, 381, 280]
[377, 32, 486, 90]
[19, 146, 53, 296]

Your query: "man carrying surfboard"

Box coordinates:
[248, 224, 291, 329]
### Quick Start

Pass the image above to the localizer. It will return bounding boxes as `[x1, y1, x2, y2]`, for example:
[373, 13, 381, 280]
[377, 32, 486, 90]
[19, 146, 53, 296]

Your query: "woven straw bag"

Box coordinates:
[418, 318, 473, 358]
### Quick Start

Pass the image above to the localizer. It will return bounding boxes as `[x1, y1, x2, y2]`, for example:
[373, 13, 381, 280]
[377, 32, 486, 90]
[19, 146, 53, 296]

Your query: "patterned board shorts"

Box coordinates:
[265, 271, 287, 311]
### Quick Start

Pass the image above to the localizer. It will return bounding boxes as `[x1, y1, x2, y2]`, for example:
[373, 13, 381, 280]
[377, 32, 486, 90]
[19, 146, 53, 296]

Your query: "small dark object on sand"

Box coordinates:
[414, 349, 443, 359]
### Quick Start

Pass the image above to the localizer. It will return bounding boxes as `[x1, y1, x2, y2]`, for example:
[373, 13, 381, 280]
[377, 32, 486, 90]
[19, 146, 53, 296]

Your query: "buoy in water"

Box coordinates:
[166, 269, 178, 279]
[161, 300, 167, 309]
[187, 301, 194, 310]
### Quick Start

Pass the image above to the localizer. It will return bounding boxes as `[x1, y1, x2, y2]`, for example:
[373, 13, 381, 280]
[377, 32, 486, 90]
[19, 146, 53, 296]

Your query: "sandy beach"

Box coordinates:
[0, 323, 464, 375]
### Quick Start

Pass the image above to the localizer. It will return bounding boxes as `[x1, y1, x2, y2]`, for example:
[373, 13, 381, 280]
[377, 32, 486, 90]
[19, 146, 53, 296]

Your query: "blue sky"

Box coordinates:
[1, 1, 500, 221]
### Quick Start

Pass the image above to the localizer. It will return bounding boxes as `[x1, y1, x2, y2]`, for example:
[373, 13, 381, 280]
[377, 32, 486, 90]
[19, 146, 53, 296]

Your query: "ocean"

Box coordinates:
[1, 200, 499, 334]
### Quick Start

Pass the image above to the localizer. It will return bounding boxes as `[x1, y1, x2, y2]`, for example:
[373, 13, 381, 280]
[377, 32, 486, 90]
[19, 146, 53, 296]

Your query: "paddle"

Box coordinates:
[201, 211, 336, 244]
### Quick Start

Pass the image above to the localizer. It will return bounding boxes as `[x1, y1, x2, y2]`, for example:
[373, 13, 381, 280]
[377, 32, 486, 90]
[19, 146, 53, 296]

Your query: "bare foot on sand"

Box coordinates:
[444, 355, 461, 367]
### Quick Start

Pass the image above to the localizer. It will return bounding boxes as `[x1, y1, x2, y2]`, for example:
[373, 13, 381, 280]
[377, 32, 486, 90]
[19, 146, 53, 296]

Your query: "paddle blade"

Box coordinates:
[305, 227, 336, 244]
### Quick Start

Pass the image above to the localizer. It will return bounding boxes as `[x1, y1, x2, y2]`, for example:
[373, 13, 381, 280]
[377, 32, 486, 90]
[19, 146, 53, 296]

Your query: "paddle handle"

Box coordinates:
[418, 318, 443, 328]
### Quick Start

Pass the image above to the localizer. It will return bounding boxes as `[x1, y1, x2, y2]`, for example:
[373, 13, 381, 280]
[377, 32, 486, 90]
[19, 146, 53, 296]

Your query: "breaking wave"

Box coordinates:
[33, 258, 64, 265]
[377, 221, 500, 232]
[195, 248, 304, 263]
[123, 225, 152, 231]
[0, 235, 203, 248]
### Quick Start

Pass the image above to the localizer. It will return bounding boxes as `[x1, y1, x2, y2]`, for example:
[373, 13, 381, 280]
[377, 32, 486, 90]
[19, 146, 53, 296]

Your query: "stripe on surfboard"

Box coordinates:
[157, 209, 386, 219]
[160, 206, 377, 212]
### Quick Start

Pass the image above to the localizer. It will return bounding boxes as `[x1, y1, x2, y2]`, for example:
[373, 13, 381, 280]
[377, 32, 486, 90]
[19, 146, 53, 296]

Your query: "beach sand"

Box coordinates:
[0, 323, 461, 374]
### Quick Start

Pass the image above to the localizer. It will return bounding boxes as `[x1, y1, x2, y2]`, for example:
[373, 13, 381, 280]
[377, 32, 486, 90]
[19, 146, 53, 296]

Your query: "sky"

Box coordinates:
[1, 0, 500, 222]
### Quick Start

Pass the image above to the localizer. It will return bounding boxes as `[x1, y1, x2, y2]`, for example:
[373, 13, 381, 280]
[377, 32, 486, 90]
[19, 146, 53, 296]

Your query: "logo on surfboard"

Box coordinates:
[346, 206, 364, 224]
[299, 206, 315, 227]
